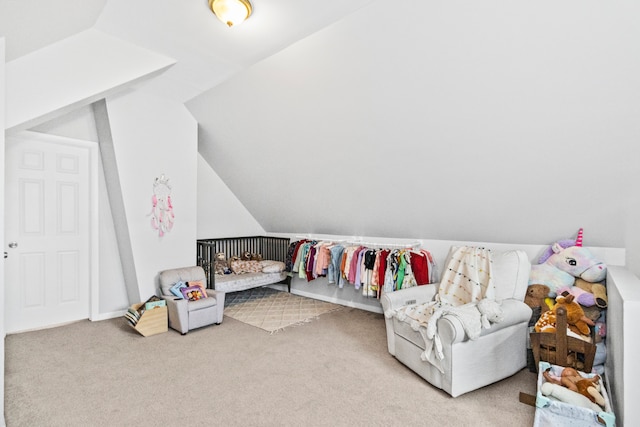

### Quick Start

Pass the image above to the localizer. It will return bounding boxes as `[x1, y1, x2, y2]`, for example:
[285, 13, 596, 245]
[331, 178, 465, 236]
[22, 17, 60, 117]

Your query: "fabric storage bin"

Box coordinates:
[534, 361, 615, 427]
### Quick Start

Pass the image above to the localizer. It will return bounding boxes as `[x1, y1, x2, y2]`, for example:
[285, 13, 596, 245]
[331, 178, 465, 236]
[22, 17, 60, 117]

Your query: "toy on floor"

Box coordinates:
[542, 366, 605, 408]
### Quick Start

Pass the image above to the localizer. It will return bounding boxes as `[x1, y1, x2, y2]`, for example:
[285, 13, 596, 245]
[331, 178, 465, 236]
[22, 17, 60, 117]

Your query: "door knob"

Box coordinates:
[8, 242, 18, 248]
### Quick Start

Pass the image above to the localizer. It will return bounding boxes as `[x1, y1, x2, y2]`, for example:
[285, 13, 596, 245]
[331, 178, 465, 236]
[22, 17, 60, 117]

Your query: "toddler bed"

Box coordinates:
[197, 236, 291, 293]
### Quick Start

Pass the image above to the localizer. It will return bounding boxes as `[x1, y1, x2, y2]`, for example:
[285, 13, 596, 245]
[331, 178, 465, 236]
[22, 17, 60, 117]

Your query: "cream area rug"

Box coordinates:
[224, 287, 342, 333]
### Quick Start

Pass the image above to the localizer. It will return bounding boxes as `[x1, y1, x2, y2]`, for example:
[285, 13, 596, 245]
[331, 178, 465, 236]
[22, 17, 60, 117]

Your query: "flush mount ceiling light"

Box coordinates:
[209, 0, 253, 27]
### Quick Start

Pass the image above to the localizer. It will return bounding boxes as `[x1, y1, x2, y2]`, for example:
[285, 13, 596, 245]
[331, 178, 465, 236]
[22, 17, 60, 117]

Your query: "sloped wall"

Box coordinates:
[189, 0, 640, 270]
[197, 154, 264, 238]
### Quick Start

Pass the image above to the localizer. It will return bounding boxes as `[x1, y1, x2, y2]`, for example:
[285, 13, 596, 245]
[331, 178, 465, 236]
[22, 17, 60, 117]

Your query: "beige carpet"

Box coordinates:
[4, 305, 537, 426]
[223, 287, 342, 333]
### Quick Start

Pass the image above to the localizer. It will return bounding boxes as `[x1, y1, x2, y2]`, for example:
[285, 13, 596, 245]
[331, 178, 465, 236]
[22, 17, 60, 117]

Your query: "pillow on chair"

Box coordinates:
[181, 286, 206, 301]
[188, 280, 208, 298]
[170, 281, 188, 298]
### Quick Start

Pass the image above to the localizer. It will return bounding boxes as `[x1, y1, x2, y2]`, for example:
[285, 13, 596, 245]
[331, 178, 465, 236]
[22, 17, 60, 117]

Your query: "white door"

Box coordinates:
[5, 134, 91, 333]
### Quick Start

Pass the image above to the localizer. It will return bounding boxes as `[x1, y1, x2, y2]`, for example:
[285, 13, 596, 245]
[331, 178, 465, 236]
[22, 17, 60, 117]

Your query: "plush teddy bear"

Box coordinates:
[534, 293, 595, 338]
[213, 252, 231, 275]
[528, 228, 607, 297]
[524, 284, 551, 314]
[542, 366, 605, 407]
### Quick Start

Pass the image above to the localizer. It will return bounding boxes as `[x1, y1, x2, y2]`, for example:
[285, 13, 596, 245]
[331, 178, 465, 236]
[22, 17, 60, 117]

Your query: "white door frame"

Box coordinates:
[6, 130, 99, 326]
[2, 36, 6, 427]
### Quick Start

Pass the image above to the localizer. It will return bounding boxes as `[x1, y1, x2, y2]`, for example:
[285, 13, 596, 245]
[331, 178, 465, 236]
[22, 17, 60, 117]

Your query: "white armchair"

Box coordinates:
[380, 249, 532, 397]
[158, 266, 225, 334]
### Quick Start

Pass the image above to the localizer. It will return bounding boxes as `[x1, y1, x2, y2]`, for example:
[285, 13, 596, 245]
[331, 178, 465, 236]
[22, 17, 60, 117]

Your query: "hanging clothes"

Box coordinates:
[328, 245, 345, 285]
[285, 239, 437, 299]
[402, 251, 418, 288]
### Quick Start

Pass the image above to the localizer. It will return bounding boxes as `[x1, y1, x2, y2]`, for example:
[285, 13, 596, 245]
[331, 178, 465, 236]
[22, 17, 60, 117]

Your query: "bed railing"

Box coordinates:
[196, 236, 291, 288]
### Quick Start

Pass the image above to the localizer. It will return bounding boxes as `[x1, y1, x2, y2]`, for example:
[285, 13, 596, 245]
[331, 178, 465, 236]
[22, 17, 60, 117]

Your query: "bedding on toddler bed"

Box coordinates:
[214, 260, 287, 293]
[226, 260, 286, 275]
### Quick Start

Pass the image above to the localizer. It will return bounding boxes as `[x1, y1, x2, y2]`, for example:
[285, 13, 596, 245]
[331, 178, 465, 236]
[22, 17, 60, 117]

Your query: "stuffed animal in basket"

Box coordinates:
[524, 284, 551, 314]
[528, 228, 607, 297]
[542, 366, 605, 408]
[534, 293, 594, 338]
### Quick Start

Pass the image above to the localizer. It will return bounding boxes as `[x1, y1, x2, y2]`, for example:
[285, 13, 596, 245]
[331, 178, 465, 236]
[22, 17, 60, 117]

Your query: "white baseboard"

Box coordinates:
[290, 288, 383, 314]
[91, 310, 127, 322]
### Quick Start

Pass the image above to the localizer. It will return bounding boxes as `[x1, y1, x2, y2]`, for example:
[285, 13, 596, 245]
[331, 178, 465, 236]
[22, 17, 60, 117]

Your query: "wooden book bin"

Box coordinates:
[529, 306, 596, 372]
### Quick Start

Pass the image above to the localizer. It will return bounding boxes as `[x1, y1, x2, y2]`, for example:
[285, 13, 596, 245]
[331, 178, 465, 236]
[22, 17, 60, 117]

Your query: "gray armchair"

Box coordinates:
[158, 266, 225, 334]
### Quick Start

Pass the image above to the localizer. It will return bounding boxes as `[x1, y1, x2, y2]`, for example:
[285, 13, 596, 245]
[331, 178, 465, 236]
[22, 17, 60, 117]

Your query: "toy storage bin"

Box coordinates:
[534, 361, 615, 427]
[130, 303, 168, 337]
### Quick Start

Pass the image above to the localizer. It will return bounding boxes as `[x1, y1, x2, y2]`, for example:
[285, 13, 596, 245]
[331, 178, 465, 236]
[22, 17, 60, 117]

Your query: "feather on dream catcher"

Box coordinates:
[149, 174, 174, 237]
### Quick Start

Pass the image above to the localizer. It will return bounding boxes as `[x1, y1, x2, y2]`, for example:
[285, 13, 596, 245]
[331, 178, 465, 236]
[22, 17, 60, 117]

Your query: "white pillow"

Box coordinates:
[260, 260, 285, 273]
[491, 250, 531, 301]
[441, 246, 531, 301]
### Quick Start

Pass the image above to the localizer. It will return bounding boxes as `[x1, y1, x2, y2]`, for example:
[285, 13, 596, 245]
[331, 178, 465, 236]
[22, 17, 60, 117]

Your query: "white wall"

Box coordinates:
[605, 266, 640, 426]
[103, 90, 199, 301]
[189, 0, 640, 275]
[31, 105, 100, 143]
[5, 28, 175, 133]
[197, 154, 264, 239]
[9, 104, 270, 318]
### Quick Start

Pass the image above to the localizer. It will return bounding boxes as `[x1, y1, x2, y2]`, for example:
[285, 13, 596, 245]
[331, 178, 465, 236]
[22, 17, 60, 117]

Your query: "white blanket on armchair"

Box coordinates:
[390, 246, 504, 373]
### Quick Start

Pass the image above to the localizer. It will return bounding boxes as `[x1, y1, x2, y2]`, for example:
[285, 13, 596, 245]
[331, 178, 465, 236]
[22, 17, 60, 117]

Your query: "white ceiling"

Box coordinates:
[1, 0, 375, 103]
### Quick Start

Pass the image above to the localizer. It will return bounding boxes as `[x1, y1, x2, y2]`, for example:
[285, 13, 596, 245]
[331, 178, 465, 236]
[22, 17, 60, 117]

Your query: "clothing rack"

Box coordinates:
[348, 239, 422, 250]
[294, 235, 421, 250]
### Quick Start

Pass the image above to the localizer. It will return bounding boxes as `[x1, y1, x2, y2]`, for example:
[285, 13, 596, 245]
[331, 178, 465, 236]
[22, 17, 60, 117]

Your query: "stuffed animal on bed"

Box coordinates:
[214, 252, 232, 275]
[528, 228, 607, 297]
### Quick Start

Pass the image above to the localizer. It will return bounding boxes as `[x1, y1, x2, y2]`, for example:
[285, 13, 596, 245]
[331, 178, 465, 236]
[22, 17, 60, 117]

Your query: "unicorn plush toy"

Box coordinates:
[528, 228, 607, 298]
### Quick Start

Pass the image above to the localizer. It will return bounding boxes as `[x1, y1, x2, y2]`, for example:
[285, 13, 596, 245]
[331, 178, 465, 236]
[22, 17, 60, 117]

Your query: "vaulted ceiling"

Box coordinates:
[1, 0, 374, 103]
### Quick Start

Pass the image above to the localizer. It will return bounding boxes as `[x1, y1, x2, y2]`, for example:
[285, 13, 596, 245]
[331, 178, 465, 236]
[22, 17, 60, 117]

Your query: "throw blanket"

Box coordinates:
[389, 246, 503, 373]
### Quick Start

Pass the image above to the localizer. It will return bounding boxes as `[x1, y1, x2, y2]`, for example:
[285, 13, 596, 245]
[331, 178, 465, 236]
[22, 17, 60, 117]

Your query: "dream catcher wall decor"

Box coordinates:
[149, 174, 174, 237]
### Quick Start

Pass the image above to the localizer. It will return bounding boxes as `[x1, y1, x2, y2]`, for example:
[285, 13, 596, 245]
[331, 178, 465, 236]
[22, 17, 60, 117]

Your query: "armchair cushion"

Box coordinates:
[159, 266, 207, 296]
[392, 298, 533, 348]
[187, 296, 218, 312]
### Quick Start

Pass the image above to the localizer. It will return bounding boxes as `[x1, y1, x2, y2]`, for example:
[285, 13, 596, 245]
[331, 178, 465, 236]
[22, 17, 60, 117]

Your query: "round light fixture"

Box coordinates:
[209, 0, 253, 27]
